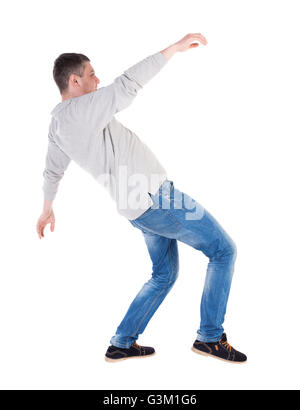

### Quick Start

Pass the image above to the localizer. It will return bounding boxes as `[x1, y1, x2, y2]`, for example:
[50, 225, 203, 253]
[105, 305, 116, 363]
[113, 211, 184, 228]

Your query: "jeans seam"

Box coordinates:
[167, 240, 175, 286]
[129, 286, 168, 339]
[130, 240, 176, 338]
[214, 253, 234, 327]
[162, 209, 182, 233]
[168, 240, 178, 285]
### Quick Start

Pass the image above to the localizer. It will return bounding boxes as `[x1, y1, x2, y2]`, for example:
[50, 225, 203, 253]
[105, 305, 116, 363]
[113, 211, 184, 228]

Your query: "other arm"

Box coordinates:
[36, 131, 71, 239]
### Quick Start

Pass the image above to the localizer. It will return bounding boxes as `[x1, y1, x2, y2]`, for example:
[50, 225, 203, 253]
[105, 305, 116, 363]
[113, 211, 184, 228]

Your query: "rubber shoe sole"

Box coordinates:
[191, 346, 247, 364]
[105, 351, 156, 362]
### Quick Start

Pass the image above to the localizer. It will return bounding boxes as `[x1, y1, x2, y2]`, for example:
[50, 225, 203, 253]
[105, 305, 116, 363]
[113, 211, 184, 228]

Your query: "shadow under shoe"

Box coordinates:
[192, 333, 247, 364]
[105, 341, 156, 362]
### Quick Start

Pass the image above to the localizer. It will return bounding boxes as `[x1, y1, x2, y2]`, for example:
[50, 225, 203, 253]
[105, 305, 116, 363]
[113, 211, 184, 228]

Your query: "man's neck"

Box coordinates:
[61, 94, 71, 102]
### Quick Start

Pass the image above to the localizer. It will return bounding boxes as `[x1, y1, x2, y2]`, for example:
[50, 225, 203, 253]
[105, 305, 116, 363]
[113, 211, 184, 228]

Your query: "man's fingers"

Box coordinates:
[36, 223, 41, 239]
[192, 33, 207, 44]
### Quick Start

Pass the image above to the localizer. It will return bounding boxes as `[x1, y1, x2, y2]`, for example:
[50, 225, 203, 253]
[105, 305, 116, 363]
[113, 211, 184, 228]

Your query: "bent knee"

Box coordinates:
[211, 235, 237, 261]
[174, 264, 180, 281]
[224, 237, 237, 261]
[166, 262, 179, 286]
[152, 264, 179, 287]
[168, 261, 180, 286]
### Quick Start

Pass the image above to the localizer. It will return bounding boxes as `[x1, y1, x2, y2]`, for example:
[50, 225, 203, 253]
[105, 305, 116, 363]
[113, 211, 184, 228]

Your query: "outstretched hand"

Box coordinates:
[36, 209, 55, 239]
[175, 33, 208, 52]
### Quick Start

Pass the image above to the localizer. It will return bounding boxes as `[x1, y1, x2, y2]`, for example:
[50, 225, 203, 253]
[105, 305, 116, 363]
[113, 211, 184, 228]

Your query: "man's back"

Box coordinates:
[43, 52, 169, 220]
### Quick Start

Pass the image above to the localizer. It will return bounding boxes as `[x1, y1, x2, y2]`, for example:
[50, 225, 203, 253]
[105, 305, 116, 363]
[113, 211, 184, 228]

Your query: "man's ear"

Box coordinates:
[69, 73, 79, 88]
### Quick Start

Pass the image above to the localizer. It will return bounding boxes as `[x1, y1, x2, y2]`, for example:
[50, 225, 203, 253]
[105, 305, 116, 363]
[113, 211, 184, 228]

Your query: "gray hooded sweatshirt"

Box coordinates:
[43, 51, 169, 220]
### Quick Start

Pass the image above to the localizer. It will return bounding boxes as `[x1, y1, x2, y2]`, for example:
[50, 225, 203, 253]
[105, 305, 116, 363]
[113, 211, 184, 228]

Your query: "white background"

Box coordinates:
[1, 0, 299, 390]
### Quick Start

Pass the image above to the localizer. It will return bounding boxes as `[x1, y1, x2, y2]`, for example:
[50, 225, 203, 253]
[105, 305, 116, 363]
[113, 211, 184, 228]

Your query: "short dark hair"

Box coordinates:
[53, 53, 90, 95]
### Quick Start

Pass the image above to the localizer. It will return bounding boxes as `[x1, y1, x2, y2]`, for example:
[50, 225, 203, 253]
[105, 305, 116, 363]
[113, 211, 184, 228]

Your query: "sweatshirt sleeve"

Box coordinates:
[74, 51, 169, 129]
[112, 51, 168, 112]
[42, 130, 72, 201]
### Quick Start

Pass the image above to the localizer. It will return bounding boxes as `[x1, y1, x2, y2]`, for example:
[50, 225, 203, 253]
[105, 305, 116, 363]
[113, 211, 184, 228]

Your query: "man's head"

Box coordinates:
[53, 52, 100, 101]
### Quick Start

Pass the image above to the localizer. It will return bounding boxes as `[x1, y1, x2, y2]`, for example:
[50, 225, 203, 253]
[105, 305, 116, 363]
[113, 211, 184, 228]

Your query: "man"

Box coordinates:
[36, 33, 247, 364]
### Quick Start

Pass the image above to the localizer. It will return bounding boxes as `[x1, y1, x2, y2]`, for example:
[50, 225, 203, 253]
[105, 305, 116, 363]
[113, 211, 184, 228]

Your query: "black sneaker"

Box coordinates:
[192, 333, 247, 363]
[105, 341, 156, 362]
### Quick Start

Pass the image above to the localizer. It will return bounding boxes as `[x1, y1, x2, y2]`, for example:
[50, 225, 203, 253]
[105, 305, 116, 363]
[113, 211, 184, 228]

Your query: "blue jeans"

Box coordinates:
[110, 179, 237, 348]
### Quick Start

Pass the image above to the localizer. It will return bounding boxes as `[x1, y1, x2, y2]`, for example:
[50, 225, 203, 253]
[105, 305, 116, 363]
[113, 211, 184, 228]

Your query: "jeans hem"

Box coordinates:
[196, 333, 223, 343]
[110, 340, 133, 349]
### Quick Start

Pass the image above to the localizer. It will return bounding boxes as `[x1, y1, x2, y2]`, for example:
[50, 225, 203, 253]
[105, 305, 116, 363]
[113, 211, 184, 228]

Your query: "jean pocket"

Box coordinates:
[134, 200, 157, 221]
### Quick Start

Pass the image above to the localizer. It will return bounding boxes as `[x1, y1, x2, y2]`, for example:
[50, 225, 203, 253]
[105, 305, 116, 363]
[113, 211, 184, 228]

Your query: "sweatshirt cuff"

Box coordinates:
[43, 190, 56, 201]
[153, 51, 169, 67]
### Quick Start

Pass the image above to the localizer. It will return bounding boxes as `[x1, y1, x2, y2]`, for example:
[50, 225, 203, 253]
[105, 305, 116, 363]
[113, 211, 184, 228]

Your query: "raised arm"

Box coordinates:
[74, 33, 207, 129]
[161, 32, 207, 59]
